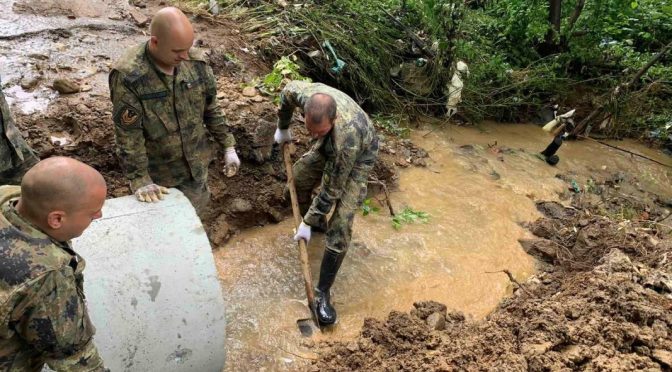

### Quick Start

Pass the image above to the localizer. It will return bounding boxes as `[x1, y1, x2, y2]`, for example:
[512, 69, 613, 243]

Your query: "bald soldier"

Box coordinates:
[0, 157, 106, 371]
[275, 81, 378, 325]
[109, 7, 239, 214]
[0, 74, 39, 185]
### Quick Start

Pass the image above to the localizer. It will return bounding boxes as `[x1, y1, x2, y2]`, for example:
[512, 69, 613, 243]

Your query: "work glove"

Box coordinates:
[224, 147, 241, 177]
[274, 128, 291, 144]
[135, 184, 170, 203]
[293, 221, 311, 243]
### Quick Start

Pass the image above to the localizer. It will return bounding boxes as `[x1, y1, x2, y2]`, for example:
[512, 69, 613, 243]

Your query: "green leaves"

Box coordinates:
[361, 198, 380, 216]
[392, 207, 430, 230]
[261, 56, 310, 93]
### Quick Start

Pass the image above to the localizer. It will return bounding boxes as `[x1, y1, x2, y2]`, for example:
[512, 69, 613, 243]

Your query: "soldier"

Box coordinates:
[109, 7, 239, 215]
[274, 81, 379, 325]
[0, 75, 39, 185]
[0, 157, 106, 371]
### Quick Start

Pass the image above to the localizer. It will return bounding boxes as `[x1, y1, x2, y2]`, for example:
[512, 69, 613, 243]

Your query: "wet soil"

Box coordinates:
[0, 0, 406, 244]
[314, 176, 672, 371]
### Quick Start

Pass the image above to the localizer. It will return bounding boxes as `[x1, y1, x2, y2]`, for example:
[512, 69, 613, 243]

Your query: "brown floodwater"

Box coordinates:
[215, 122, 672, 371]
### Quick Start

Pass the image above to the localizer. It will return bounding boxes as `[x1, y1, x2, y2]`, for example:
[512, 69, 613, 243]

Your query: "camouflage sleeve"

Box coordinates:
[303, 133, 361, 227]
[17, 268, 104, 371]
[277, 81, 308, 130]
[202, 63, 235, 149]
[109, 70, 153, 192]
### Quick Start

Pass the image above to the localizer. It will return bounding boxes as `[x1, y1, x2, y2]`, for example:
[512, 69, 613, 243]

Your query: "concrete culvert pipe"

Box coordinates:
[67, 190, 226, 371]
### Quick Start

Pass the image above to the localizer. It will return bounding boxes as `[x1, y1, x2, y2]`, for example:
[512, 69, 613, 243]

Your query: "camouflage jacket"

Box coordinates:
[0, 77, 38, 176]
[0, 186, 104, 371]
[109, 42, 235, 191]
[278, 81, 378, 227]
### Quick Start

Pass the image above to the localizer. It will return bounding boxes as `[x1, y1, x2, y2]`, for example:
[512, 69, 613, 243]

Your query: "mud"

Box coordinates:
[314, 179, 672, 371]
[0, 0, 402, 242]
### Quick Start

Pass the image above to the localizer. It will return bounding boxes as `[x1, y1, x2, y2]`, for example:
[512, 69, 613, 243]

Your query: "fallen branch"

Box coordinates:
[578, 135, 672, 169]
[485, 269, 533, 296]
[368, 176, 396, 216]
[572, 40, 672, 136]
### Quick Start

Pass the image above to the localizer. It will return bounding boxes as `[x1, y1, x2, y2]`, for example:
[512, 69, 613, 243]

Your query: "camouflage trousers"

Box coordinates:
[177, 173, 211, 221]
[0, 154, 38, 186]
[293, 151, 373, 255]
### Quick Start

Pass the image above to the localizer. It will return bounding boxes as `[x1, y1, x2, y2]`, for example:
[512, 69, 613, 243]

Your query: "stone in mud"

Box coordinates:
[252, 95, 264, 103]
[52, 78, 80, 94]
[426, 312, 445, 331]
[229, 198, 252, 213]
[129, 8, 149, 27]
[410, 301, 446, 320]
[652, 349, 672, 367]
[20, 73, 41, 90]
[242, 86, 257, 97]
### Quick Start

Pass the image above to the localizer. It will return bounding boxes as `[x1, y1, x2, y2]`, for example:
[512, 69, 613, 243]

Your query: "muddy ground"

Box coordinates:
[1, 0, 419, 245]
[3, 1, 672, 370]
[314, 173, 672, 371]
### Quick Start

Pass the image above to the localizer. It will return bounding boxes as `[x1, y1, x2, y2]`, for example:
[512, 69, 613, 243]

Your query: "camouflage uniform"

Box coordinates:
[278, 81, 378, 255]
[0, 186, 104, 371]
[109, 42, 235, 213]
[0, 77, 39, 185]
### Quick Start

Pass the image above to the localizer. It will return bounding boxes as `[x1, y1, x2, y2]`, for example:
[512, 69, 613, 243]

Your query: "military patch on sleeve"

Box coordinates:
[121, 108, 139, 126]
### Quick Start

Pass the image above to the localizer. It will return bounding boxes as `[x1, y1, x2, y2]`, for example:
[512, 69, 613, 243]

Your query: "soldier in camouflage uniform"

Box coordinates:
[0, 75, 39, 185]
[274, 81, 378, 325]
[109, 7, 239, 216]
[0, 157, 106, 371]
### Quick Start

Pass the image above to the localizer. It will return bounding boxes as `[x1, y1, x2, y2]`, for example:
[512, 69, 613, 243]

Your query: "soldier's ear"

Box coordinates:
[46, 210, 65, 230]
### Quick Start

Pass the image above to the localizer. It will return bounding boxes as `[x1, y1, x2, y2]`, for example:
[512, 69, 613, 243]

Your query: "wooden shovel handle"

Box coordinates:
[282, 143, 318, 323]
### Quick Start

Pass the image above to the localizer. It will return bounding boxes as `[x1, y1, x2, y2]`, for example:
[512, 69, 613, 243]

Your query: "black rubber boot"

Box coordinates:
[314, 250, 345, 326]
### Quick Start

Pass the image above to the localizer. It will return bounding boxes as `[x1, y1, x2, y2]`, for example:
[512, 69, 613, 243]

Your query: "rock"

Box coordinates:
[522, 342, 553, 357]
[252, 95, 263, 103]
[20, 74, 41, 90]
[129, 8, 149, 27]
[346, 342, 359, 352]
[229, 198, 252, 213]
[52, 78, 80, 94]
[652, 349, 672, 367]
[242, 86, 257, 97]
[652, 320, 668, 339]
[27, 53, 49, 60]
[426, 312, 446, 331]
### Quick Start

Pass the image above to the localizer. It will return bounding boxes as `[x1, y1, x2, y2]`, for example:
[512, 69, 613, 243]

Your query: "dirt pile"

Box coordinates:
[314, 198, 672, 371]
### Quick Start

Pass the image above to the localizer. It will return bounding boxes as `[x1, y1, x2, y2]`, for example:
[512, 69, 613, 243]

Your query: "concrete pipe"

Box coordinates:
[69, 190, 225, 371]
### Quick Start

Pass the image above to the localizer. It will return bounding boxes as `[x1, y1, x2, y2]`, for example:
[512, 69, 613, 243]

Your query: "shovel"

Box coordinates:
[282, 143, 321, 335]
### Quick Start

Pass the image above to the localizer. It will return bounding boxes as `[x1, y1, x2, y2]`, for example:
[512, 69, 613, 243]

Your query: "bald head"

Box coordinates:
[304, 93, 336, 139]
[148, 7, 194, 73]
[20, 157, 106, 219]
[150, 7, 193, 40]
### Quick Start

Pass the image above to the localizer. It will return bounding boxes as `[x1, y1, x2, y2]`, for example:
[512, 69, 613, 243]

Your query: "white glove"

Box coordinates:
[224, 147, 241, 177]
[135, 184, 170, 203]
[274, 128, 292, 144]
[293, 221, 311, 243]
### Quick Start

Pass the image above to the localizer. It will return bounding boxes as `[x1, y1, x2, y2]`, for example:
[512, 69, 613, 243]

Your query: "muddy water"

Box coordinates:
[215, 123, 672, 371]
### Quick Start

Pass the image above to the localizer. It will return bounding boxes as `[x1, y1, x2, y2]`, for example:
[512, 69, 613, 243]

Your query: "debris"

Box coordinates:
[129, 8, 149, 27]
[50, 135, 70, 147]
[426, 312, 446, 330]
[52, 78, 80, 94]
[242, 86, 257, 97]
[229, 198, 252, 213]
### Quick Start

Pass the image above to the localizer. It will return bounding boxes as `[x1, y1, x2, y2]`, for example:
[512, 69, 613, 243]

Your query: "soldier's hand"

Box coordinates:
[134, 184, 170, 203]
[224, 147, 241, 177]
[274, 128, 292, 144]
[293, 221, 312, 243]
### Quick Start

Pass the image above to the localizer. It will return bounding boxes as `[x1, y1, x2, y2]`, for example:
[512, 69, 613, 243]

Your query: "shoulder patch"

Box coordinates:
[121, 108, 140, 126]
[113, 104, 142, 129]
